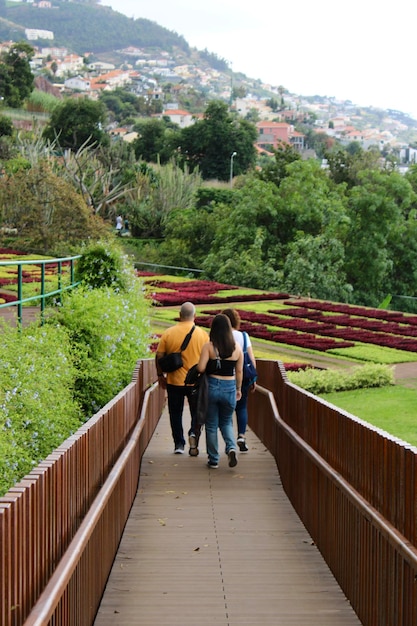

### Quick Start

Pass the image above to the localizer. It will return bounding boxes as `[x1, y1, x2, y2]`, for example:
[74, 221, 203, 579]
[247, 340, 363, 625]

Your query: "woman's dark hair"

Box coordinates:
[222, 308, 241, 330]
[210, 313, 235, 358]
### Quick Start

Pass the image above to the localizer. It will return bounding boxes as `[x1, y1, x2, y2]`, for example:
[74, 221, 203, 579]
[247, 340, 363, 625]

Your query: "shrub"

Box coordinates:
[0, 319, 82, 496]
[45, 283, 151, 415]
[75, 240, 133, 291]
[0, 248, 152, 494]
[287, 362, 394, 395]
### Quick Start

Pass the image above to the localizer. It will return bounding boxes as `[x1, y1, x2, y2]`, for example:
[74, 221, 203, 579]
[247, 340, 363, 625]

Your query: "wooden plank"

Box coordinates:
[94, 408, 362, 626]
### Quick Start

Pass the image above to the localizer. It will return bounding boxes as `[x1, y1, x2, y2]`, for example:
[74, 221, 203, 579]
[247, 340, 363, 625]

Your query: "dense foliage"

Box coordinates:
[144, 148, 417, 309]
[179, 101, 258, 180]
[43, 99, 109, 150]
[0, 243, 151, 495]
[0, 41, 34, 107]
[0, 159, 107, 255]
[0, 320, 81, 495]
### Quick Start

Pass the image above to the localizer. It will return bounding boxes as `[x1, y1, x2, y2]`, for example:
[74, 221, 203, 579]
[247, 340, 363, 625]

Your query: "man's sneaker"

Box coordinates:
[237, 436, 249, 453]
[207, 459, 219, 468]
[174, 444, 185, 454]
[228, 449, 238, 468]
[188, 433, 199, 456]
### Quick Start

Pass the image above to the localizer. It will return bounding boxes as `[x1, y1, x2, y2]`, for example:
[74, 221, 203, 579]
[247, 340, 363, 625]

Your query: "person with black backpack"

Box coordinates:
[156, 302, 209, 455]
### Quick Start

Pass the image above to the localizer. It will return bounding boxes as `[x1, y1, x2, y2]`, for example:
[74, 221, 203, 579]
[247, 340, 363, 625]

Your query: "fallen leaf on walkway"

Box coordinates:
[158, 518, 166, 526]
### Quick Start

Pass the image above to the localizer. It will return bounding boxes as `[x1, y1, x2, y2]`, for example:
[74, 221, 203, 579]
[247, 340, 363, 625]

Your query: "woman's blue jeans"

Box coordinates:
[205, 377, 237, 464]
[235, 383, 249, 435]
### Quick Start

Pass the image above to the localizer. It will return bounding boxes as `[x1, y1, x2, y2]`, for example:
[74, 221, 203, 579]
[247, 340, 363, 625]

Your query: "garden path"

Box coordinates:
[0, 305, 40, 327]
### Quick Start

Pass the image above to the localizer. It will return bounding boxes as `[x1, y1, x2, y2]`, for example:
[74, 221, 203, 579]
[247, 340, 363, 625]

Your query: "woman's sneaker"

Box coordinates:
[237, 436, 249, 453]
[228, 449, 238, 467]
[188, 433, 199, 456]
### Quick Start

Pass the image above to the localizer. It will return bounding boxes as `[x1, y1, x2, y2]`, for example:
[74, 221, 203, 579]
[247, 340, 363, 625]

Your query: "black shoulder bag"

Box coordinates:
[158, 326, 195, 373]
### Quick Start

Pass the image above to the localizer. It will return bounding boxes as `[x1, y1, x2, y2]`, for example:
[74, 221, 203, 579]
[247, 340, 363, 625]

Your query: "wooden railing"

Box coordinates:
[2, 358, 417, 625]
[0, 358, 165, 626]
[248, 359, 417, 626]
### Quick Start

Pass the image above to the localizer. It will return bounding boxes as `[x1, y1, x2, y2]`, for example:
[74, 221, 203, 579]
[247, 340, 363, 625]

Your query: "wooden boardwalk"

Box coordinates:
[94, 407, 362, 626]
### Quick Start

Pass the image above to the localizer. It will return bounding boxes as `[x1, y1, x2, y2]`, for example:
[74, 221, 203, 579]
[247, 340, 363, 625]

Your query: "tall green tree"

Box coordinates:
[0, 41, 34, 107]
[132, 118, 180, 164]
[283, 234, 352, 301]
[43, 99, 109, 150]
[325, 146, 382, 188]
[179, 100, 257, 180]
[255, 142, 301, 188]
[344, 170, 416, 305]
[201, 177, 281, 287]
[273, 159, 349, 250]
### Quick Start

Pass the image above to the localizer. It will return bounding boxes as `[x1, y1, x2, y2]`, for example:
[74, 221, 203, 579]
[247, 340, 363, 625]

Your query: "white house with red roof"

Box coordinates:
[160, 108, 194, 128]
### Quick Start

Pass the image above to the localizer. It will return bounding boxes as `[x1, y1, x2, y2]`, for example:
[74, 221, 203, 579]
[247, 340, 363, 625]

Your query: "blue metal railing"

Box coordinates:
[0, 255, 82, 325]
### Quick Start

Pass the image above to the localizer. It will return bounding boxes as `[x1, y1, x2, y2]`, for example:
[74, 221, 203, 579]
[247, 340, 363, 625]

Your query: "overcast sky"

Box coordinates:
[103, 0, 417, 120]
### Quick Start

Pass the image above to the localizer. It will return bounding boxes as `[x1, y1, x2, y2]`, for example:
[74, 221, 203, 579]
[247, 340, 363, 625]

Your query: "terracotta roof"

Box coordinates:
[257, 121, 290, 128]
[163, 109, 190, 116]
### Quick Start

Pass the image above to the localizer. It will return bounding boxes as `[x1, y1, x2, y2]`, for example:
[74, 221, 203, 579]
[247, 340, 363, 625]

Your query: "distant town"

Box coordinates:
[1, 23, 417, 168]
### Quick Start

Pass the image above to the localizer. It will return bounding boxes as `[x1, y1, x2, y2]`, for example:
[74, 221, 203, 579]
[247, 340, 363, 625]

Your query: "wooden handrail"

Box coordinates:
[23, 382, 160, 626]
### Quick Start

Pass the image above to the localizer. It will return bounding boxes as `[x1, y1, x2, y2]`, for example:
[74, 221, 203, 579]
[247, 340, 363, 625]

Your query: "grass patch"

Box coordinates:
[321, 386, 417, 447]
[328, 344, 417, 364]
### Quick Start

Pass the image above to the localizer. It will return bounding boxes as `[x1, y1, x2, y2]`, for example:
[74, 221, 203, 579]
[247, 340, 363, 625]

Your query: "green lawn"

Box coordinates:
[321, 386, 417, 447]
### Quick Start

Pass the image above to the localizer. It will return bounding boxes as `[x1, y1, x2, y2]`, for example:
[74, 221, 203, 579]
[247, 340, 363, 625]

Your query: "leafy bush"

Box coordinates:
[0, 320, 82, 496]
[47, 248, 151, 413]
[75, 240, 133, 291]
[287, 362, 394, 395]
[1, 246, 152, 495]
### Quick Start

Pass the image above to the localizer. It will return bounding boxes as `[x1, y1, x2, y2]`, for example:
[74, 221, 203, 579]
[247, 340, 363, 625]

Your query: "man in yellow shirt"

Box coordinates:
[156, 302, 209, 455]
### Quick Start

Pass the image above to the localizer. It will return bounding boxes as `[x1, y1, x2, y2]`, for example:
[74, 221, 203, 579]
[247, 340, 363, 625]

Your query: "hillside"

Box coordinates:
[1, 0, 417, 140]
[2, 1, 191, 55]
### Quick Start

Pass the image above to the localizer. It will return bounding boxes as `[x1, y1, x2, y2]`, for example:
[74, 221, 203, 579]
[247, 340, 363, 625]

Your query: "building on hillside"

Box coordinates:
[64, 76, 91, 92]
[40, 46, 68, 58]
[88, 61, 115, 72]
[46, 54, 84, 77]
[160, 108, 194, 128]
[92, 69, 132, 89]
[25, 28, 54, 41]
[256, 121, 305, 151]
[400, 147, 417, 164]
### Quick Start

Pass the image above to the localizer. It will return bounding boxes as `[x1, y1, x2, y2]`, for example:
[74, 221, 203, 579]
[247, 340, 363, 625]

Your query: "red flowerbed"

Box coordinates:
[195, 312, 355, 352]
[147, 275, 417, 354]
[284, 298, 417, 325]
[141, 275, 289, 306]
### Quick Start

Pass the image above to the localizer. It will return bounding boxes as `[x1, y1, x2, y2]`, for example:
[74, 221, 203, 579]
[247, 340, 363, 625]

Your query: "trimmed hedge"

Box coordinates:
[287, 363, 394, 395]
